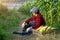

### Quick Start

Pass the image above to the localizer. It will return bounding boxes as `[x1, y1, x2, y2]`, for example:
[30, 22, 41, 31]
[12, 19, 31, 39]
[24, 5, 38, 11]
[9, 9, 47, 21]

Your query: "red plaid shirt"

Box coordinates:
[25, 14, 46, 29]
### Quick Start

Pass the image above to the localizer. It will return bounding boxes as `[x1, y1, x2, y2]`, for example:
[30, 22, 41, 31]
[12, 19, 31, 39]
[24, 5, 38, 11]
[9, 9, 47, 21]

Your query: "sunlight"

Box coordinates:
[0, 0, 7, 6]
[0, 0, 2, 4]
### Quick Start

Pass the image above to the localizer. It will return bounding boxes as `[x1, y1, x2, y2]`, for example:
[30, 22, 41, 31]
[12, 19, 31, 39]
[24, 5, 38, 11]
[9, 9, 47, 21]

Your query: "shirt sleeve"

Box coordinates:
[25, 16, 35, 23]
[32, 16, 40, 29]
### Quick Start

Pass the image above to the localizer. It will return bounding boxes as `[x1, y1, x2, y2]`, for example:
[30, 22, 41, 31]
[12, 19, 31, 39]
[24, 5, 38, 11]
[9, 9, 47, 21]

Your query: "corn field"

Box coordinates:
[18, 0, 60, 30]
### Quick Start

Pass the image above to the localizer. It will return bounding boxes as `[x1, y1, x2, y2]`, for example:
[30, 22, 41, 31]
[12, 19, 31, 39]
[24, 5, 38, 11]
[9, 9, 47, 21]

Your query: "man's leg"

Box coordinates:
[20, 21, 34, 35]
[13, 23, 30, 34]
[23, 21, 34, 31]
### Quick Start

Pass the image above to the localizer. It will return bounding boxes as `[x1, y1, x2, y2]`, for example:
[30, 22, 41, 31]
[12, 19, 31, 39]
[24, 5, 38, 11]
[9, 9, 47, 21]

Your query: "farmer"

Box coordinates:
[13, 7, 46, 35]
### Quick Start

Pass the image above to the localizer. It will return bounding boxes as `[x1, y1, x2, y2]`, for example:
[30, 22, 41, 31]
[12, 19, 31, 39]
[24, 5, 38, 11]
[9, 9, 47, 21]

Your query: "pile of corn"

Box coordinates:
[36, 26, 56, 32]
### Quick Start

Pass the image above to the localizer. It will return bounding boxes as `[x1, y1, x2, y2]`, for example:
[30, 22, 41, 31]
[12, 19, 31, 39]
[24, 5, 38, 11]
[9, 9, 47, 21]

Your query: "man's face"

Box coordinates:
[32, 12, 36, 16]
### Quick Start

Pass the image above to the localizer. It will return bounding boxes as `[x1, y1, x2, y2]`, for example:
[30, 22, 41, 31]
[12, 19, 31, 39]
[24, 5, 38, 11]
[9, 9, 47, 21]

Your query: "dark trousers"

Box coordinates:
[23, 21, 34, 31]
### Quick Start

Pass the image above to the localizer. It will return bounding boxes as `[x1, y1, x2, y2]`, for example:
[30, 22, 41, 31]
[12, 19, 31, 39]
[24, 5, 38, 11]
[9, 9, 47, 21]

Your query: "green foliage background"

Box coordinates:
[18, 0, 60, 30]
[0, 4, 19, 40]
[0, 0, 60, 40]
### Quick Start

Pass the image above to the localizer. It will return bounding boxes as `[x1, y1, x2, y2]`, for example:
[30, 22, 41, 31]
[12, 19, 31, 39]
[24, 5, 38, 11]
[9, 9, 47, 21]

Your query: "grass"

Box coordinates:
[0, 11, 19, 40]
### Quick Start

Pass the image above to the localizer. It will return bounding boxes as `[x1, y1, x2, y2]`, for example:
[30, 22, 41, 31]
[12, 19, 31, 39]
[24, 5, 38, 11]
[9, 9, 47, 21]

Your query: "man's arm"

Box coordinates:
[25, 16, 35, 23]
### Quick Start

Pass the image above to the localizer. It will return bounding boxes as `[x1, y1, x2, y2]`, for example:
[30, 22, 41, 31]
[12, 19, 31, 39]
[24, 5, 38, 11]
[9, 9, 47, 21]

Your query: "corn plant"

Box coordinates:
[18, 0, 60, 30]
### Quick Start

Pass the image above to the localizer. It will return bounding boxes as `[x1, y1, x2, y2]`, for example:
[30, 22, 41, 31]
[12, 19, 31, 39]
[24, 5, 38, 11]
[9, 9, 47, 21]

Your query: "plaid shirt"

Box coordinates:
[25, 14, 46, 29]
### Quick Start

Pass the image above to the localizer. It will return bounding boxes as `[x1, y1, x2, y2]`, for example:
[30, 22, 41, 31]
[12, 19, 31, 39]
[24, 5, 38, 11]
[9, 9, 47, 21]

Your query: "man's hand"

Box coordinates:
[21, 22, 27, 29]
[26, 27, 32, 32]
[29, 27, 32, 29]
[23, 22, 27, 25]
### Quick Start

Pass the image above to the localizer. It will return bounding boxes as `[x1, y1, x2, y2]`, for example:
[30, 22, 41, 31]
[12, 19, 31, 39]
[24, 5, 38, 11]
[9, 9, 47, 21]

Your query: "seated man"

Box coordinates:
[13, 7, 46, 35]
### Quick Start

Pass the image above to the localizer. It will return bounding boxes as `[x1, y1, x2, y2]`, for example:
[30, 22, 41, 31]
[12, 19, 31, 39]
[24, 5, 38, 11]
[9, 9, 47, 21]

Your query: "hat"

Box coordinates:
[30, 7, 39, 13]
